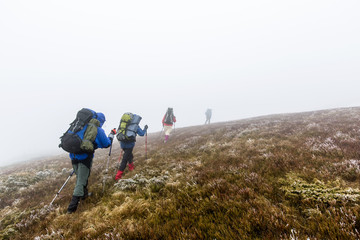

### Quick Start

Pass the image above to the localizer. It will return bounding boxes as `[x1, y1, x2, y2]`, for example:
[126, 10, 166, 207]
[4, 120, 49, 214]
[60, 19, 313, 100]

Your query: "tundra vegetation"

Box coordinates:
[1, 107, 360, 239]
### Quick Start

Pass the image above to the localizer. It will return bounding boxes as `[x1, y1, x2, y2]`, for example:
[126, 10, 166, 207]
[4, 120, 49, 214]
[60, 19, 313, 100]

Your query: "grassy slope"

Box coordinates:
[2, 107, 360, 239]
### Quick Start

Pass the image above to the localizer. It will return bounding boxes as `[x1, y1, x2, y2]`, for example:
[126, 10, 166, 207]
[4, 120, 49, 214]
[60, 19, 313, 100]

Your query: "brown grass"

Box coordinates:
[1, 107, 360, 239]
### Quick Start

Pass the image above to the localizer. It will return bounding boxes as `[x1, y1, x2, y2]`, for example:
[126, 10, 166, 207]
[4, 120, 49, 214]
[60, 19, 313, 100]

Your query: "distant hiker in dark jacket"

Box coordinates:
[67, 111, 114, 214]
[205, 108, 212, 124]
[162, 107, 176, 143]
[115, 114, 148, 180]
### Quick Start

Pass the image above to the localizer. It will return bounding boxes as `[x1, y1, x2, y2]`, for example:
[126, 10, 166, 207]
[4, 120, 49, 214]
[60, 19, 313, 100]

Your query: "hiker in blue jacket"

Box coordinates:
[115, 123, 148, 180]
[67, 111, 115, 214]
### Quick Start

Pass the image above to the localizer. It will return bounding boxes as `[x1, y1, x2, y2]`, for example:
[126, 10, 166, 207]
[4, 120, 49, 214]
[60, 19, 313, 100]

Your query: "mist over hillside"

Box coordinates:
[2, 107, 360, 239]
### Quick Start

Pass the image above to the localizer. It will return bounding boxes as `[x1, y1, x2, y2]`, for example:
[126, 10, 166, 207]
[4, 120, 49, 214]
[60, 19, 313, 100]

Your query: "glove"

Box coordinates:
[144, 125, 148, 131]
[111, 128, 117, 134]
[108, 133, 114, 142]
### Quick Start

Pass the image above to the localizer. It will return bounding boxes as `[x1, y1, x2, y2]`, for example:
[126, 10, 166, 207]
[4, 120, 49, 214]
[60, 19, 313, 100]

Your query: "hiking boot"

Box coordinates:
[115, 170, 123, 180]
[81, 188, 92, 200]
[82, 187, 88, 200]
[128, 163, 135, 171]
[67, 196, 80, 214]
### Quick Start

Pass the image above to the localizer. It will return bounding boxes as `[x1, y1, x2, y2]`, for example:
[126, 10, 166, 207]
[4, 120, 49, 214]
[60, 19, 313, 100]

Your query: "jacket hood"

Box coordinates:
[96, 112, 106, 127]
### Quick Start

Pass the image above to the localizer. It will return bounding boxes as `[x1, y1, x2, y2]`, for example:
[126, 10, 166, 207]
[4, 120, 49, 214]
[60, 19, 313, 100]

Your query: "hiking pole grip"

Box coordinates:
[108, 142, 113, 156]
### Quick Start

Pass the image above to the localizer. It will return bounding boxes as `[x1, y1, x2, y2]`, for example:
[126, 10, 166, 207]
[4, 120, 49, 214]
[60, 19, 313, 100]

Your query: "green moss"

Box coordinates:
[280, 173, 360, 203]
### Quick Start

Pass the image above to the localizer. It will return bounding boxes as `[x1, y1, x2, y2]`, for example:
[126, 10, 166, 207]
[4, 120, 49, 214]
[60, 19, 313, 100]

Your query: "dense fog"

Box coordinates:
[0, 0, 359, 166]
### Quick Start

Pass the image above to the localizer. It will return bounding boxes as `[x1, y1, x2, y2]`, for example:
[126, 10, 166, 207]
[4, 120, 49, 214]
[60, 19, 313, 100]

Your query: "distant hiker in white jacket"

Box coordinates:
[162, 108, 176, 143]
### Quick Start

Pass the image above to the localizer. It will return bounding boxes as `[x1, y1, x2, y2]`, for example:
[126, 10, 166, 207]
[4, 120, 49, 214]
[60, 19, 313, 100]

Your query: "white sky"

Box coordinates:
[0, 0, 359, 167]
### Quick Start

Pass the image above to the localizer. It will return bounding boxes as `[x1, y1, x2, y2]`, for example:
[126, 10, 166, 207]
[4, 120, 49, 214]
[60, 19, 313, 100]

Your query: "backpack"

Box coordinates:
[59, 108, 96, 154]
[80, 118, 100, 153]
[116, 113, 142, 142]
[164, 109, 174, 124]
[206, 109, 212, 118]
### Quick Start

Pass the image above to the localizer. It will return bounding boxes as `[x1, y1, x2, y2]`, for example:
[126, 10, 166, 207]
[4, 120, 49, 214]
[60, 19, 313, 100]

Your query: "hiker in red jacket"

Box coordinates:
[162, 108, 176, 143]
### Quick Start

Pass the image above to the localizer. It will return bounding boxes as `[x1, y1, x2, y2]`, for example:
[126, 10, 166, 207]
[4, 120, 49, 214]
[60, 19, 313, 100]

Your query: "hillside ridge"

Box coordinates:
[2, 106, 360, 239]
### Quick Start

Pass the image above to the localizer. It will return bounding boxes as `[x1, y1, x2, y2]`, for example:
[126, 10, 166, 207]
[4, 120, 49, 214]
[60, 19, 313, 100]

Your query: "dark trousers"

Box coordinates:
[119, 148, 134, 171]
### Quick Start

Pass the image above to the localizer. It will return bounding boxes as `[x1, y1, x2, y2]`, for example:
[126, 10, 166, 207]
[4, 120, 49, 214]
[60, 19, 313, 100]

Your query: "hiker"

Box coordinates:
[205, 108, 212, 124]
[115, 113, 148, 180]
[162, 107, 176, 143]
[62, 109, 115, 214]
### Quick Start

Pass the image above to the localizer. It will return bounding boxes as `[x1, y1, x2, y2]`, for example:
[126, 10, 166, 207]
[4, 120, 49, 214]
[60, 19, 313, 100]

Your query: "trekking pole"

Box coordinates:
[118, 149, 124, 165]
[145, 132, 148, 160]
[105, 142, 113, 173]
[103, 128, 116, 193]
[159, 126, 164, 138]
[103, 141, 113, 193]
[105, 128, 117, 173]
[50, 170, 75, 206]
